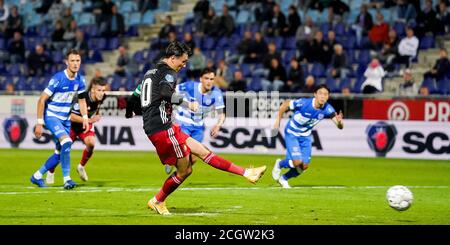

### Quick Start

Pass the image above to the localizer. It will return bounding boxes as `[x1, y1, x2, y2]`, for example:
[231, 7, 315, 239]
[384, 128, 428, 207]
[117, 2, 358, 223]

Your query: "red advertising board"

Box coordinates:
[363, 99, 450, 121]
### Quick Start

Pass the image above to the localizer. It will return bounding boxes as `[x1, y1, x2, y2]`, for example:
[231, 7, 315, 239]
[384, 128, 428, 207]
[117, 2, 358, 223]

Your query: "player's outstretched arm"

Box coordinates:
[332, 110, 344, 130]
[211, 112, 225, 138]
[273, 100, 290, 129]
[35, 92, 50, 138]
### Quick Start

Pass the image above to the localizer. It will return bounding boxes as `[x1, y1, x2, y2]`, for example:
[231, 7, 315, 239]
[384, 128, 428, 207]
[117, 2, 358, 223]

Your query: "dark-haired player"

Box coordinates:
[272, 84, 344, 188]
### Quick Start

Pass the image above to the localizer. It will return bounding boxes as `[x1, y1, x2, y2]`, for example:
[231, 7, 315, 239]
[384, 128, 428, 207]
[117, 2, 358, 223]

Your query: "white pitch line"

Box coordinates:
[0, 186, 449, 195]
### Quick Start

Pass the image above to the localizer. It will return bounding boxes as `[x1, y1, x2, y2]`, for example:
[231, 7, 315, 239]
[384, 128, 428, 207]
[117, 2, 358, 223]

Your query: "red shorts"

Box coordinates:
[148, 124, 190, 165]
[70, 123, 95, 141]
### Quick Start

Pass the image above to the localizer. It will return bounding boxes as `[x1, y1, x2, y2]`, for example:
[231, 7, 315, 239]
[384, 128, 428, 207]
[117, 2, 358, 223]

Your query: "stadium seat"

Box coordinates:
[119, 1, 138, 13]
[419, 36, 435, 50]
[421, 78, 438, 94]
[141, 10, 155, 25]
[436, 79, 448, 95]
[128, 12, 142, 26]
[248, 76, 262, 92]
[310, 63, 325, 78]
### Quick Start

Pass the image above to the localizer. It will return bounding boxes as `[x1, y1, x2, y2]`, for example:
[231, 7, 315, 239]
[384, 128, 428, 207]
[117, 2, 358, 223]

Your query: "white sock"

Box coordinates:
[288, 160, 295, 168]
[78, 164, 84, 169]
[243, 169, 250, 177]
[63, 176, 71, 183]
[47, 172, 54, 176]
[34, 171, 43, 179]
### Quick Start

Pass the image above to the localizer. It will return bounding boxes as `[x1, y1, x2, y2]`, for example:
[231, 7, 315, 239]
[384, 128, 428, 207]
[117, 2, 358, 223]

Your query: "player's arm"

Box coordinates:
[273, 100, 290, 129]
[77, 92, 89, 133]
[161, 82, 199, 111]
[210, 109, 225, 138]
[331, 110, 344, 130]
[35, 92, 50, 138]
[125, 93, 141, 118]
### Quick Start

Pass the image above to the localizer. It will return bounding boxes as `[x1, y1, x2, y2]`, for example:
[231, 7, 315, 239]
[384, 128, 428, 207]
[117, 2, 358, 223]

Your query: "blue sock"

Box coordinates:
[60, 140, 72, 178]
[283, 168, 301, 180]
[279, 159, 291, 169]
[39, 153, 60, 174]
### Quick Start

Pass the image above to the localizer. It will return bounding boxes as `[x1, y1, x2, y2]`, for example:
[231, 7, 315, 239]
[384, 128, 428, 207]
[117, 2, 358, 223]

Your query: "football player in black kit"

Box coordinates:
[46, 77, 107, 184]
[127, 41, 267, 215]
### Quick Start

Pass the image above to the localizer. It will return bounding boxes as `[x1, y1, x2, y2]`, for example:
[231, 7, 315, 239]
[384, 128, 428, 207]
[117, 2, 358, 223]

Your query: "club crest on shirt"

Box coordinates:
[165, 74, 174, 83]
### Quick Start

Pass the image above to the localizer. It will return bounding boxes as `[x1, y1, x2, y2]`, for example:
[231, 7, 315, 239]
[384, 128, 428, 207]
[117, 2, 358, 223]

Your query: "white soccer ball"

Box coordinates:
[386, 185, 413, 211]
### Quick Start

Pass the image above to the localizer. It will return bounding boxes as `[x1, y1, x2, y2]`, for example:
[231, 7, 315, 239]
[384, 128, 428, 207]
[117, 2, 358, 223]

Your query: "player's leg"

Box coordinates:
[77, 135, 95, 181]
[31, 118, 64, 187]
[186, 137, 266, 184]
[188, 127, 205, 164]
[44, 148, 60, 184]
[148, 125, 192, 215]
[57, 120, 76, 189]
[278, 136, 312, 188]
[272, 132, 299, 181]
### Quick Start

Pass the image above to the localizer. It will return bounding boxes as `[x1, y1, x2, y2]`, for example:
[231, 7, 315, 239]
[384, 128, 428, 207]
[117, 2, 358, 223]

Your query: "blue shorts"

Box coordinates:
[45, 116, 71, 141]
[180, 124, 205, 142]
[284, 132, 312, 165]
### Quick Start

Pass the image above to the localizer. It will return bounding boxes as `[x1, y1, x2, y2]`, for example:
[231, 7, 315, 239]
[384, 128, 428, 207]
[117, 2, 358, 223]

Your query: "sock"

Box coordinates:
[33, 171, 43, 179]
[203, 152, 245, 176]
[80, 148, 93, 166]
[63, 176, 71, 183]
[40, 153, 60, 175]
[279, 159, 294, 169]
[155, 172, 185, 202]
[283, 167, 303, 181]
[60, 138, 73, 178]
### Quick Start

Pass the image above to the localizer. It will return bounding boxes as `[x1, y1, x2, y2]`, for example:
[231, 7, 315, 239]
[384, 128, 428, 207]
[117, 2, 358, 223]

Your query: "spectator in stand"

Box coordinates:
[324, 30, 339, 63]
[101, 4, 125, 37]
[302, 75, 315, 93]
[423, 48, 450, 82]
[300, 31, 328, 66]
[283, 5, 301, 37]
[27, 44, 53, 76]
[182, 32, 196, 51]
[63, 20, 78, 44]
[266, 3, 286, 37]
[5, 83, 14, 94]
[262, 58, 286, 91]
[244, 32, 267, 63]
[361, 58, 385, 94]
[262, 42, 282, 68]
[228, 70, 247, 92]
[159, 15, 176, 39]
[368, 11, 389, 50]
[394, 26, 419, 69]
[114, 46, 132, 77]
[227, 30, 252, 64]
[351, 4, 373, 47]
[281, 58, 305, 92]
[51, 20, 66, 51]
[193, 0, 210, 32]
[70, 30, 89, 58]
[435, 1, 450, 35]
[60, 8, 74, 30]
[328, 44, 349, 80]
[7, 31, 25, 64]
[419, 85, 430, 96]
[215, 4, 235, 37]
[397, 68, 418, 96]
[255, 0, 276, 24]
[215, 59, 233, 85]
[35, 0, 52, 14]
[395, 0, 417, 26]
[381, 29, 399, 72]
[188, 47, 206, 79]
[295, 16, 318, 55]
[201, 8, 218, 36]
[415, 0, 437, 38]
[3, 5, 22, 39]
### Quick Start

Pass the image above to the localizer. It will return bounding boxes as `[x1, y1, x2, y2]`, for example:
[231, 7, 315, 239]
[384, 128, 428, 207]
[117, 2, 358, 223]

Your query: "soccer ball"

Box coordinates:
[386, 185, 413, 211]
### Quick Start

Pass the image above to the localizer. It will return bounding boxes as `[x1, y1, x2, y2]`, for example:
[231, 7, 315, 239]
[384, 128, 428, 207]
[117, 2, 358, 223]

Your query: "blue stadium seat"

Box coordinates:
[249, 76, 262, 92]
[310, 63, 325, 78]
[283, 37, 296, 50]
[393, 22, 406, 37]
[419, 36, 435, 50]
[421, 78, 438, 94]
[141, 10, 155, 25]
[133, 50, 147, 64]
[436, 79, 448, 95]
[128, 12, 142, 26]
[120, 1, 138, 13]
[325, 77, 340, 92]
[236, 10, 250, 25]
[77, 13, 95, 27]
[202, 36, 216, 51]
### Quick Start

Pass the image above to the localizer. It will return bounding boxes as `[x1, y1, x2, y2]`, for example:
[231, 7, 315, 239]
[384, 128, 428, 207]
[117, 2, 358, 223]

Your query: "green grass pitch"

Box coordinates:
[0, 148, 449, 224]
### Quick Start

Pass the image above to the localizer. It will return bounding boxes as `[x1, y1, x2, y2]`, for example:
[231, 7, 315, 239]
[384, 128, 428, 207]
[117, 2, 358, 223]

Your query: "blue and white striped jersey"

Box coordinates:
[44, 70, 86, 121]
[175, 81, 224, 127]
[286, 98, 336, 137]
